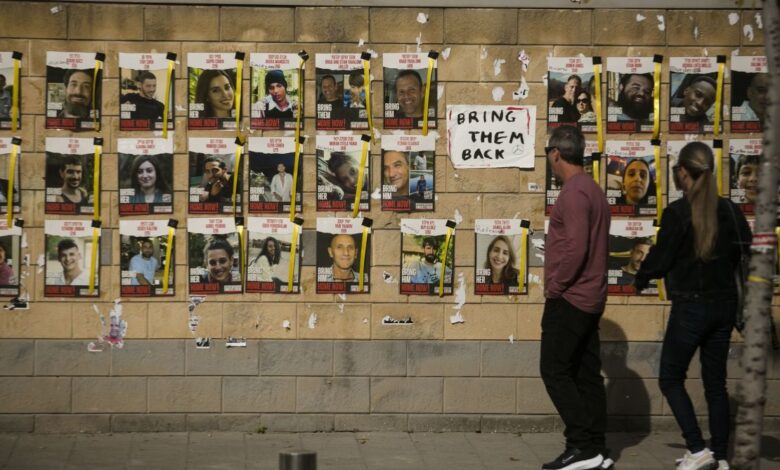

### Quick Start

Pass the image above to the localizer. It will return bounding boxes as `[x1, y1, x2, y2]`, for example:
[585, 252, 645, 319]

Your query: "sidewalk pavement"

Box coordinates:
[1, 431, 779, 469]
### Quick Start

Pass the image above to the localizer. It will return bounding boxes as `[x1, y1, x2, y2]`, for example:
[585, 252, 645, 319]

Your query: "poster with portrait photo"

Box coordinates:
[188, 53, 239, 130]
[381, 134, 435, 212]
[383, 53, 437, 130]
[545, 140, 598, 215]
[731, 56, 768, 134]
[0, 138, 20, 215]
[669, 57, 721, 134]
[119, 53, 174, 131]
[188, 217, 242, 295]
[608, 219, 656, 295]
[0, 220, 21, 297]
[400, 218, 454, 296]
[604, 140, 657, 217]
[315, 54, 368, 131]
[0, 52, 20, 130]
[246, 217, 300, 294]
[316, 134, 369, 212]
[44, 219, 99, 298]
[119, 220, 174, 297]
[547, 57, 596, 133]
[188, 137, 243, 215]
[666, 140, 717, 206]
[118, 138, 173, 216]
[45, 52, 101, 131]
[316, 217, 369, 294]
[45, 137, 96, 216]
[250, 53, 301, 131]
[248, 137, 301, 214]
[474, 219, 528, 296]
[606, 57, 655, 133]
[729, 139, 772, 216]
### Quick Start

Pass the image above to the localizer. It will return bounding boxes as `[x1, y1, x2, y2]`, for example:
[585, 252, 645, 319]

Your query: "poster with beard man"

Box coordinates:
[474, 219, 528, 296]
[45, 137, 96, 216]
[119, 220, 174, 297]
[250, 53, 302, 131]
[545, 140, 598, 215]
[729, 139, 770, 216]
[316, 134, 369, 212]
[188, 217, 242, 295]
[316, 217, 370, 294]
[606, 57, 655, 133]
[45, 52, 102, 131]
[604, 140, 656, 217]
[731, 56, 768, 133]
[383, 53, 437, 130]
[669, 57, 721, 134]
[0, 52, 21, 130]
[608, 219, 656, 295]
[547, 57, 596, 133]
[44, 219, 100, 298]
[189, 137, 243, 215]
[0, 220, 21, 297]
[0, 138, 21, 215]
[666, 140, 717, 206]
[188, 53, 240, 131]
[246, 216, 300, 294]
[400, 218, 454, 296]
[119, 53, 174, 131]
[118, 138, 174, 216]
[315, 54, 368, 131]
[248, 137, 301, 214]
[381, 134, 435, 212]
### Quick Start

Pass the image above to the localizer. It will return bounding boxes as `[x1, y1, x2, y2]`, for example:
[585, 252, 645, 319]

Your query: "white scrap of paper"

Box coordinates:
[657, 15, 666, 32]
[693, 26, 700, 40]
[21, 233, 27, 248]
[36, 254, 45, 273]
[382, 271, 396, 283]
[492, 86, 505, 102]
[636, 13, 646, 22]
[512, 77, 530, 100]
[493, 58, 506, 77]
[452, 272, 466, 310]
[755, 12, 763, 29]
[307, 313, 317, 329]
[416, 12, 428, 24]
[517, 50, 530, 72]
[449, 311, 465, 324]
[371, 187, 382, 200]
[416, 33, 422, 52]
[337, 293, 347, 301]
[480, 47, 488, 59]
[282, 320, 291, 330]
[437, 84, 445, 100]
[728, 12, 739, 25]
[441, 47, 451, 60]
[528, 273, 542, 285]
[453, 209, 463, 224]
[528, 182, 540, 192]
[509, 335, 514, 343]
[744, 25, 754, 42]
[542, 74, 548, 87]
[358, 38, 365, 46]
[337, 303, 344, 313]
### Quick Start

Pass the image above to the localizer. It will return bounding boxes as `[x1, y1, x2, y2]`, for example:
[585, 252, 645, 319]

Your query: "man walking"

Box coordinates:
[541, 125, 611, 470]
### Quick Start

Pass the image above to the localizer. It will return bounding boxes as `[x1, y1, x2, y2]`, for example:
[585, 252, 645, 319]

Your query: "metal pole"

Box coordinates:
[279, 450, 317, 470]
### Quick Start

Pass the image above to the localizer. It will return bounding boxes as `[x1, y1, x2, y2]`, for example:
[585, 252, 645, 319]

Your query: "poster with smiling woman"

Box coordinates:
[117, 138, 173, 216]
[188, 217, 242, 295]
[474, 219, 528, 296]
[604, 140, 656, 217]
[188, 52, 240, 131]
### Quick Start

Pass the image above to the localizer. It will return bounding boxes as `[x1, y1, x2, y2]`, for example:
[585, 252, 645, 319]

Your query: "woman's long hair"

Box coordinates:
[130, 154, 172, 195]
[483, 235, 519, 283]
[678, 141, 719, 260]
[195, 69, 234, 117]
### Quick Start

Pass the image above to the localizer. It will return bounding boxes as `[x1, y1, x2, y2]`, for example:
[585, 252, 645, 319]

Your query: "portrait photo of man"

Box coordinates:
[120, 70, 165, 122]
[49, 238, 91, 286]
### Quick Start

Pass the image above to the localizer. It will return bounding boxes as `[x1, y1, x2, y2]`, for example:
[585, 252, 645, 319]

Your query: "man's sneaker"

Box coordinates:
[542, 448, 604, 470]
[676, 449, 718, 470]
[717, 460, 730, 470]
[599, 457, 615, 469]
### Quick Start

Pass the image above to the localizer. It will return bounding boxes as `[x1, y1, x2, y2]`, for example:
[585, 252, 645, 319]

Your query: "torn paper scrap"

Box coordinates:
[449, 311, 465, 324]
[382, 315, 414, 325]
[308, 312, 318, 329]
[416, 12, 428, 23]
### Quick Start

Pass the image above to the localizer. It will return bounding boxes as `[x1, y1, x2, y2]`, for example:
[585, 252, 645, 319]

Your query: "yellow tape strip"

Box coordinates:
[287, 223, 299, 292]
[237, 224, 245, 285]
[235, 58, 244, 136]
[715, 145, 724, 196]
[93, 144, 101, 220]
[776, 227, 780, 293]
[11, 56, 20, 132]
[295, 57, 304, 144]
[439, 226, 454, 298]
[652, 61, 661, 139]
[6, 143, 18, 226]
[518, 227, 528, 294]
[653, 143, 662, 224]
[748, 275, 772, 284]
[92, 59, 102, 132]
[162, 226, 175, 294]
[654, 226, 666, 300]
[359, 226, 369, 292]
[362, 59, 374, 144]
[422, 57, 435, 136]
[290, 138, 302, 222]
[592, 157, 600, 185]
[88, 227, 99, 295]
[713, 61, 725, 136]
[593, 62, 604, 153]
[162, 59, 174, 139]
[232, 143, 242, 214]
[351, 139, 369, 218]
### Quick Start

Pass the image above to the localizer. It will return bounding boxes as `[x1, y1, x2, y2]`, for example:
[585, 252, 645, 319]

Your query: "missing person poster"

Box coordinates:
[0, 52, 20, 129]
[383, 53, 437, 130]
[246, 216, 300, 293]
[731, 56, 768, 134]
[188, 217, 242, 295]
[189, 137, 243, 215]
[547, 57, 595, 132]
[605, 140, 657, 217]
[729, 139, 769, 216]
[315, 53, 368, 131]
[0, 138, 20, 215]
[45, 52, 101, 131]
[0, 220, 21, 297]
[381, 134, 435, 212]
[119, 53, 174, 131]
[250, 53, 301, 130]
[606, 57, 655, 133]
[666, 140, 716, 206]
[44, 219, 99, 297]
[316, 134, 369, 212]
[400, 218, 454, 296]
[248, 137, 301, 214]
[188, 53, 239, 130]
[119, 220, 174, 297]
[545, 140, 597, 215]
[608, 219, 656, 295]
[118, 138, 173, 216]
[669, 57, 721, 134]
[316, 217, 370, 294]
[474, 219, 528, 295]
[45, 137, 96, 215]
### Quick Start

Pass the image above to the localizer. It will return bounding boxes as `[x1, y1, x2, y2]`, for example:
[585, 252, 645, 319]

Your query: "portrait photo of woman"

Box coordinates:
[195, 69, 236, 119]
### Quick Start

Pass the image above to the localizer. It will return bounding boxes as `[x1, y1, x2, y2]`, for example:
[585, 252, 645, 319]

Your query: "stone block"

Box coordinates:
[594, 10, 666, 46]
[370, 8, 443, 44]
[111, 414, 186, 432]
[371, 377, 443, 413]
[601, 341, 662, 379]
[334, 414, 408, 432]
[445, 9, 517, 44]
[185, 414, 220, 432]
[297, 303, 370, 339]
[606, 378, 663, 415]
[220, 7, 294, 42]
[334, 340, 406, 376]
[295, 8, 369, 43]
[68, 4, 143, 40]
[0, 340, 34, 375]
[482, 341, 539, 377]
[149, 377, 221, 412]
[35, 340, 110, 376]
[0, 2, 67, 39]
[258, 340, 333, 375]
[444, 304, 518, 340]
[223, 303, 297, 339]
[260, 414, 335, 432]
[111, 340, 184, 375]
[222, 377, 296, 412]
[516, 378, 555, 414]
[144, 6, 220, 41]
[518, 10, 591, 45]
[407, 414, 481, 432]
[666, 10, 741, 46]
[444, 378, 515, 413]
[297, 377, 369, 413]
[34, 415, 110, 433]
[72, 377, 147, 413]
[408, 341, 479, 376]
[0, 303, 71, 338]
[215, 414, 263, 432]
[186, 339, 258, 375]
[601, 305, 665, 342]
[371, 304, 444, 340]
[481, 415, 558, 433]
[0, 415, 34, 432]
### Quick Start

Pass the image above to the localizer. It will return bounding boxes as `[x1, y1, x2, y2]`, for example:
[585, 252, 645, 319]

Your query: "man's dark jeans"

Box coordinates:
[540, 296, 606, 453]
[659, 299, 735, 461]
